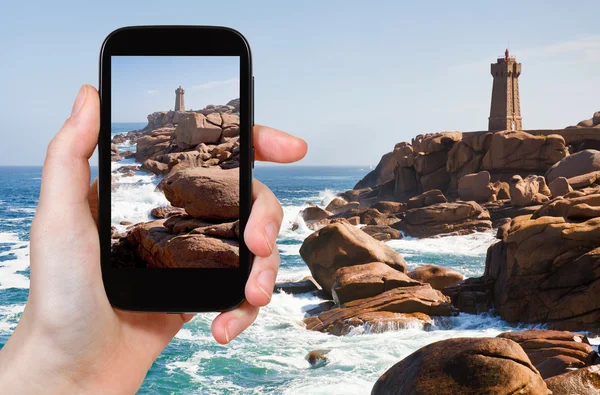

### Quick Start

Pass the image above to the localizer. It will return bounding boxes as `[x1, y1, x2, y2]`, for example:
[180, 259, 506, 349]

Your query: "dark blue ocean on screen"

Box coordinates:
[0, 123, 530, 394]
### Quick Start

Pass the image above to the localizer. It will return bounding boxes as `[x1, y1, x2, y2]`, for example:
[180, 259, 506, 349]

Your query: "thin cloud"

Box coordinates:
[191, 78, 239, 90]
[147, 90, 159, 95]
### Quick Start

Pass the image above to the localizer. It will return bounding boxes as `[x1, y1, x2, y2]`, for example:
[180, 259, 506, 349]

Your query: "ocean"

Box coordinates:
[0, 123, 547, 394]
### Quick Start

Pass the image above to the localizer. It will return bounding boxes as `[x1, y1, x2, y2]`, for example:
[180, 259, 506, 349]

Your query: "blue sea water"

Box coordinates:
[0, 124, 543, 394]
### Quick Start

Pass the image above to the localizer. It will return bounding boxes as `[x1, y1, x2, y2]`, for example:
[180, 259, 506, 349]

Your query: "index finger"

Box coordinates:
[253, 125, 307, 163]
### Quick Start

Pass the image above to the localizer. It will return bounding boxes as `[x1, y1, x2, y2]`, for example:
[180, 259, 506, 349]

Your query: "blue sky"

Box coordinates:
[111, 56, 239, 121]
[0, 0, 599, 166]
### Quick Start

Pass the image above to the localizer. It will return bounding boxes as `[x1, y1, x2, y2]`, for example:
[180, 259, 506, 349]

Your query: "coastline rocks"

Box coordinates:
[361, 225, 402, 241]
[175, 113, 222, 149]
[412, 132, 462, 153]
[548, 177, 573, 197]
[407, 265, 464, 290]
[330, 201, 360, 215]
[305, 285, 456, 335]
[545, 149, 600, 184]
[481, 131, 568, 172]
[355, 150, 404, 189]
[299, 220, 408, 293]
[301, 206, 332, 223]
[150, 205, 186, 219]
[162, 167, 239, 220]
[324, 197, 348, 212]
[135, 128, 174, 162]
[331, 262, 421, 304]
[111, 144, 121, 161]
[126, 220, 239, 268]
[371, 337, 550, 395]
[484, 192, 600, 331]
[397, 201, 492, 238]
[369, 201, 406, 215]
[407, 189, 447, 209]
[497, 330, 600, 379]
[509, 175, 551, 207]
[545, 365, 600, 395]
[457, 171, 494, 202]
[275, 276, 321, 295]
[441, 276, 495, 314]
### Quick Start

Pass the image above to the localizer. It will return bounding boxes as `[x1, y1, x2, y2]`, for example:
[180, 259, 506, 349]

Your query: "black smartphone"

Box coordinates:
[98, 26, 253, 312]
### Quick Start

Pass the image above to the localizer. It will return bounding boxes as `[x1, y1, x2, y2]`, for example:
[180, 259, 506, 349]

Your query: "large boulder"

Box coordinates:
[175, 113, 222, 149]
[457, 171, 494, 202]
[497, 330, 600, 379]
[299, 220, 408, 293]
[481, 131, 568, 172]
[545, 365, 600, 395]
[407, 265, 464, 290]
[126, 220, 239, 268]
[371, 337, 550, 395]
[331, 262, 421, 304]
[161, 167, 239, 220]
[509, 175, 551, 207]
[546, 149, 600, 183]
[397, 201, 492, 238]
[305, 285, 456, 335]
[406, 189, 447, 209]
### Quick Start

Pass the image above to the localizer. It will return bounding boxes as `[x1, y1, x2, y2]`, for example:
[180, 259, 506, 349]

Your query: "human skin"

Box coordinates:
[0, 85, 308, 394]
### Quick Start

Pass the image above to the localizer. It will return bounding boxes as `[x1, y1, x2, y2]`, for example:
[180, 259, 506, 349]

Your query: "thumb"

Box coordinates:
[37, 85, 100, 214]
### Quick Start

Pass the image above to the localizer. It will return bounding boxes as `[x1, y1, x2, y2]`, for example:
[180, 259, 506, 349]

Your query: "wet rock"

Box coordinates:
[407, 265, 464, 290]
[497, 330, 600, 379]
[371, 337, 550, 395]
[331, 262, 421, 304]
[299, 220, 408, 293]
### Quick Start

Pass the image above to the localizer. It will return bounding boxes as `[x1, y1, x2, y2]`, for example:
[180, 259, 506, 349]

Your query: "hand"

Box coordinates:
[0, 85, 307, 394]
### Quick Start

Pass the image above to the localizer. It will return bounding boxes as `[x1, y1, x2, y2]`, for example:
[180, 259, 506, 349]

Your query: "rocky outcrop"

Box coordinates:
[371, 337, 550, 395]
[111, 144, 121, 161]
[135, 127, 175, 162]
[546, 149, 600, 184]
[397, 200, 492, 238]
[355, 150, 403, 189]
[406, 189, 446, 209]
[407, 265, 463, 290]
[305, 285, 456, 336]
[484, 189, 600, 331]
[361, 225, 402, 241]
[509, 174, 551, 207]
[369, 201, 406, 215]
[175, 113, 224, 149]
[299, 220, 407, 293]
[457, 171, 495, 202]
[121, 219, 239, 268]
[548, 177, 573, 197]
[497, 330, 600, 379]
[441, 276, 495, 314]
[150, 205, 186, 219]
[481, 131, 568, 173]
[162, 167, 239, 220]
[545, 365, 600, 395]
[331, 262, 421, 304]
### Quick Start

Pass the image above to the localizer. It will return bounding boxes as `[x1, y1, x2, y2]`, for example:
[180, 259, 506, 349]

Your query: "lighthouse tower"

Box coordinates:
[175, 86, 185, 112]
[488, 49, 522, 131]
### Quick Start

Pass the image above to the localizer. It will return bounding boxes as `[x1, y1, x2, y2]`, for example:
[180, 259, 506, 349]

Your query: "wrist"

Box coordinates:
[0, 326, 85, 394]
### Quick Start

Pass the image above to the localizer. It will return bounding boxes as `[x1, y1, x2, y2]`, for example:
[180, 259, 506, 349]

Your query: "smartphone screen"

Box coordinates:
[109, 56, 241, 269]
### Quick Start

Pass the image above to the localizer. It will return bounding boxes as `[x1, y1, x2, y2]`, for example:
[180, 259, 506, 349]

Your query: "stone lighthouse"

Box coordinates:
[488, 49, 522, 131]
[174, 86, 185, 112]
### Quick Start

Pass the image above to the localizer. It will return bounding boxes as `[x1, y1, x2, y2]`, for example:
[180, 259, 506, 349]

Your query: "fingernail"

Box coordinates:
[257, 270, 274, 300]
[71, 85, 87, 117]
[224, 325, 230, 344]
[263, 222, 279, 254]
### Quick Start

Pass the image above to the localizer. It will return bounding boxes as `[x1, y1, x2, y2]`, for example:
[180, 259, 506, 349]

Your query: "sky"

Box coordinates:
[111, 56, 239, 122]
[0, 0, 599, 166]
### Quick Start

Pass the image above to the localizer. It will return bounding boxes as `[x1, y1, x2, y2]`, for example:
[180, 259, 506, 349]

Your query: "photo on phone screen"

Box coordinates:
[109, 56, 241, 269]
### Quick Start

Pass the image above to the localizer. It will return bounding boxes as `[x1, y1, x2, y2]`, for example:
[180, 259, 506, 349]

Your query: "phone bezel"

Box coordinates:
[99, 26, 253, 312]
